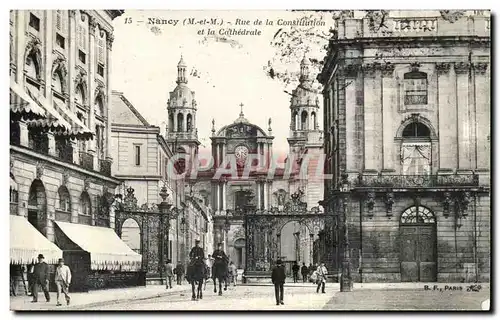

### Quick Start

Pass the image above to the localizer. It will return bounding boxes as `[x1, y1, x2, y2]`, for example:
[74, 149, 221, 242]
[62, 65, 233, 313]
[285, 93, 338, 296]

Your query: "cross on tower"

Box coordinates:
[239, 103, 244, 116]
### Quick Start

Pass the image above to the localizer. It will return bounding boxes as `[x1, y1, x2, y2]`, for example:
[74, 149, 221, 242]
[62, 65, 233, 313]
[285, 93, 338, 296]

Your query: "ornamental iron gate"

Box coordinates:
[244, 189, 325, 272]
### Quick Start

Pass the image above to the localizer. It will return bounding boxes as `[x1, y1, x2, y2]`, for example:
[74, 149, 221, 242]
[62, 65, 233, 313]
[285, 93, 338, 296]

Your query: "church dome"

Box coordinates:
[169, 84, 196, 109]
[291, 82, 320, 108]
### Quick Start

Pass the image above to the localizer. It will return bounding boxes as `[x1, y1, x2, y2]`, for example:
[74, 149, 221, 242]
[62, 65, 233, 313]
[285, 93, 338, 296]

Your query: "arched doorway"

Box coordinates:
[400, 205, 437, 282]
[233, 238, 245, 269]
[280, 221, 311, 276]
[121, 218, 141, 254]
[28, 179, 47, 235]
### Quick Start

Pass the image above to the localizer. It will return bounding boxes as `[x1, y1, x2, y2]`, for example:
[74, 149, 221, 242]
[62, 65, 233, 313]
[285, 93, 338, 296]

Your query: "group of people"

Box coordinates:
[27, 254, 72, 306]
[272, 260, 328, 306]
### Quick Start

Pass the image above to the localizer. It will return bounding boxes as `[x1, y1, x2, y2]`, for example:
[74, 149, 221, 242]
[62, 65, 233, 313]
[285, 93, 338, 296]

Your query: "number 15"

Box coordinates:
[124, 17, 132, 24]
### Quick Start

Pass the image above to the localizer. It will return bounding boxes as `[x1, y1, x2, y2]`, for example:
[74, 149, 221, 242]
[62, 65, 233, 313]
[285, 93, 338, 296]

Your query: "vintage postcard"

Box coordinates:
[9, 9, 490, 311]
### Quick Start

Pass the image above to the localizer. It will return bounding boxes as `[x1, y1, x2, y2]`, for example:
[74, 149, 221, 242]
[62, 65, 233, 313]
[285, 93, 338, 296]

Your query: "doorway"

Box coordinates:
[28, 179, 47, 235]
[400, 206, 437, 282]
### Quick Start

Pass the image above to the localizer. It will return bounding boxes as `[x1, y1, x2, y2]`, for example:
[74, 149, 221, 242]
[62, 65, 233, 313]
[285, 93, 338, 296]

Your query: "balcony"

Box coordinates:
[166, 131, 198, 141]
[99, 158, 112, 177]
[56, 143, 74, 164]
[79, 151, 94, 171]
[355, 173, 479, 189]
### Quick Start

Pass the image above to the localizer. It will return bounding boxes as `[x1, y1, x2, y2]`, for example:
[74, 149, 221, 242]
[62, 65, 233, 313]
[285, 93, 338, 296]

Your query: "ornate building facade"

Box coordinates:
[318, 10, 490, 282]
[9, 10, 147, 293]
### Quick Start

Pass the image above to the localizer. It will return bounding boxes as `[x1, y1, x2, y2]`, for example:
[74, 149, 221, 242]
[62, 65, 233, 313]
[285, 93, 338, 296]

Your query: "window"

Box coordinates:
[97, 37, 105, 63]
[80, 192, 91, 215]
[58, 186, 71, 212]
[53, 72, 63, 94]
[97, 63, 104, 77]
[56, 33, 65, 49]
[400, 206, 435, 224]
[404, 71, 428, 105]
[135, 145, 141, 166]
[75, 86, 85, 106]
[78, 50, 86, 64]
[401, 122, 432, 175]
[29, 13, 40, 31]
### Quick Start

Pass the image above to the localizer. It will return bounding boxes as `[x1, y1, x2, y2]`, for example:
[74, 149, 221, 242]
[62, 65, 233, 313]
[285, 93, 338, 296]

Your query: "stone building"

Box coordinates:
[110, 91, 213, 279]
[166, 56, 324, 274]
[318, 10, 490, 282]
[9, 10, 144, 293]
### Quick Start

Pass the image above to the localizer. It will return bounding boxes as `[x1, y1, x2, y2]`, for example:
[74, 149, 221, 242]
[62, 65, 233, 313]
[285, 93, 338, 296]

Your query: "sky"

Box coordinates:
[111, 10, 333, 155]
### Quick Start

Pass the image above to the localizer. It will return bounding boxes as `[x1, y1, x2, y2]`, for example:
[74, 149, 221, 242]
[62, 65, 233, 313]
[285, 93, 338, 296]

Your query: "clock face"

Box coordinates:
[234, 145, 249, 163]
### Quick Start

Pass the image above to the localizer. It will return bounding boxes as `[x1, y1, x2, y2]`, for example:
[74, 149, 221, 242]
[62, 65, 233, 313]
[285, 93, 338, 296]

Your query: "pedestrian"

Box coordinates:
[271, 259, 286, 306]
[228, 261, 238, 286]
[316, 262, 328, 294]
[165, 259, 174, 289]
[308, 263, 314, 281]
[292, 261, 300, 283]
[174, 262, 184, 285]
[32, 254, 50, 303]
[301, 263, 309, 283]
[55, 258, 71, 306]
[27, 262, 35, 296]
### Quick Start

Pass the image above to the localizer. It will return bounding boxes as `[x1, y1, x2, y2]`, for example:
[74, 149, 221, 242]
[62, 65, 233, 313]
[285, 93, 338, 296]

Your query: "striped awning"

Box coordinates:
[10, 79, 46, 120]
[24, 87, 94, 140]
[10, 215, 63, 265]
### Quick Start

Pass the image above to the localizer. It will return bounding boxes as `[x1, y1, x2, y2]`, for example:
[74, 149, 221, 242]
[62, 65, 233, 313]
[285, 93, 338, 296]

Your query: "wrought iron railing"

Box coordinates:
[79, 151, 94, 171]
[355, 173, 479, 188]
[99, 158, 112, 177]
[57, 143, 74, 164]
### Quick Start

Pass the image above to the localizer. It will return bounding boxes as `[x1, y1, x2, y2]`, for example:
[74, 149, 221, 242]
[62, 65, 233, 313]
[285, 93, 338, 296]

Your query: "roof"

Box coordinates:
[111, 91, 151, 127]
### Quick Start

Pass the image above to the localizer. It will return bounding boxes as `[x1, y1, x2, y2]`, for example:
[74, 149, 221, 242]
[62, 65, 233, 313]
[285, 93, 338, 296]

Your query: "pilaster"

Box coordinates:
[381, 63, 395, 171]
[436, 62, 455, 170]
[454, 62, 472, 170]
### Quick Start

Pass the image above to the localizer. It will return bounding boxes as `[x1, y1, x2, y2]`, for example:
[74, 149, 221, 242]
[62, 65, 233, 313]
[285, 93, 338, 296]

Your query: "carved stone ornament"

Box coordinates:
[10, 159, 14, 174]
[25, 37, 43, 81]
[385, 192, 395, 216]
[95, 83, 106, 103]
[440, 10, 465, 23]
[474, 62, 489, 75]
[83, 177, 90, 191]
[435, 62, 451, 75]
[366, 10, 389, 33]
[62, 170, 70, 186]
[362, 63, 380, 77]
[410, 62, 421, 72]
[366, 192, 375, 217]
[381, 62, 395, 77]
[106, 32, 114, 51]
[461, 192, 471, 217]
[69, 10, 76, 17]
[89, 16, 98, 34]
[36, 162, 44, 179]
[454, 62, 470, 74]
[443, 192, 452, 217]
[52, 56, 68, 94]
[74, 68, 88, 101]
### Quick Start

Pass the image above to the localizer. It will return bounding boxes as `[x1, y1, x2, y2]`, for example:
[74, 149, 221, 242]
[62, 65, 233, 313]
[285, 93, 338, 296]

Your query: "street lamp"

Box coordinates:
[158, 185, 172, 282]
[339, 173, 353, 292]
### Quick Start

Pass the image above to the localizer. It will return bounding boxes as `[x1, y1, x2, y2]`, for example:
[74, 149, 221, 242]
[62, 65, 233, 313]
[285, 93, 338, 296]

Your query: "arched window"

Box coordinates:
[400, 206, 435, 224]
[186, 114, 192, 132]
[311, 112, 317, 130]
[58, 186, 71, 212]
[168, 113, 174, 132]
[301, 111, 308, 130]
[94, 96, 104, 118]
[177, 113, 184, 132]
[53, 72, 63, 94]
[75, 85, 85, 106]
[401, 122, 431, 175]
[80, 192, 91, 216]
[25, 50, 41, 81]
[404, 71, 428, 105]
[292, 111, 298, 130]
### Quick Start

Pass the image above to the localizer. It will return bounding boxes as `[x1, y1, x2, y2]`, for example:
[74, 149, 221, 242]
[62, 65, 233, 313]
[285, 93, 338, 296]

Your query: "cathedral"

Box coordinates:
[165, 55, 324, 275]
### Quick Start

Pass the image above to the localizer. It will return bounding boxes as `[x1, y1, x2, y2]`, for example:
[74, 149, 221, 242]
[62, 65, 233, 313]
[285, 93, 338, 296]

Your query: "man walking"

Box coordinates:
[165, 259, 174, 289]
[55, 258, 71, 306]
[316, 262, 328, 294]
[174, 262, 184, 285]
[32, 254, 50, 303]
[301, 263, 309, 283]
[292, 261, 300, 283]
[271, 259, 286, 306]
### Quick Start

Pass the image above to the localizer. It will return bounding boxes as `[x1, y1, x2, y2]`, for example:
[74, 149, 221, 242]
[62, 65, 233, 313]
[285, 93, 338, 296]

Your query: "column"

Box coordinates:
[263, 181, 268, 209]
[309, 234, 314, 265]
[173, 111, 178, 132]
[87, 14, 97, 155]
[257, 182, 261, 210]
[345, 70, 356, 171]
[19, 121, 29, 147]
[105, 30, 114, 160]
[267, 143, 272, 168]
[437, 63, 456, 170]
[183, 111, 187, 132]
[363, 64, 380, 171]
[277, 234, 281, 258]
[14, 11, 25, 83]
[222, 181, 226, 211]
[380, 64, 395, 170]
[475, 63, 490, 170]
[455, 63, 471, 170]
[47, 132, 56, 157]
[68, 10, 77, 112]
[44, 11, 53, 98]
[214, 182, 219, 213]
[221, 143, 226, 164]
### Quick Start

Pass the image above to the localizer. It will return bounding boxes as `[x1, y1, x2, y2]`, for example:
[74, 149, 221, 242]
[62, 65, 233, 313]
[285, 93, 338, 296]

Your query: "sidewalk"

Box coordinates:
[10, 283, 192, 311]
